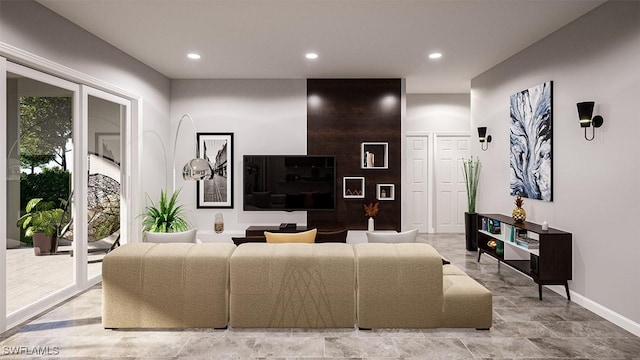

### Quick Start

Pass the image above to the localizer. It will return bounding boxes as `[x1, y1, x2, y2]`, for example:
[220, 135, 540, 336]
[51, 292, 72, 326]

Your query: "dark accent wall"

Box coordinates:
[307, 79, 401, 231]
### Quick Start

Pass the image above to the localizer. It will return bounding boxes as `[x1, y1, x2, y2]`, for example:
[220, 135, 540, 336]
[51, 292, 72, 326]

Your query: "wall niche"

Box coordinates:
[307, 79, 401, 231]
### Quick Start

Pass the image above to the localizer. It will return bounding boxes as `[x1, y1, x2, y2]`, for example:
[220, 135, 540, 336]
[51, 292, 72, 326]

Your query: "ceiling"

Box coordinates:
[37, 0, 604, 94]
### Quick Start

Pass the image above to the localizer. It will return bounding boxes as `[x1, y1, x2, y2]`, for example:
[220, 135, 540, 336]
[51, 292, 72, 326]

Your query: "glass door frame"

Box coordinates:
[2, 61, 81, 329]
[81, 86, 131, 284]
[0, 50, 141, 332]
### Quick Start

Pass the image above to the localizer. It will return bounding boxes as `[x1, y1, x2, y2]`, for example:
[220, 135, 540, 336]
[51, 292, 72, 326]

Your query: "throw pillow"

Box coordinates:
[366, 228, 418, 243]
[264, 229, 317, 243]
[315, 229, 348, 243]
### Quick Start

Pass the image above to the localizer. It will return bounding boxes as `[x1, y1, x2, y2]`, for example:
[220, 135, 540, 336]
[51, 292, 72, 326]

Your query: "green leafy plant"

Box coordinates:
[141, 188, 190, 233]
[17, 198, 64, 237]
[462, 156, 481, 213]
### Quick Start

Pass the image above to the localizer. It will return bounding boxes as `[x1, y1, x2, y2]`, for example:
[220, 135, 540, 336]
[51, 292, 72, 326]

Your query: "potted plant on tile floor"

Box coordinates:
[17, 198, 65, 255]
[462, 156, 481, 251]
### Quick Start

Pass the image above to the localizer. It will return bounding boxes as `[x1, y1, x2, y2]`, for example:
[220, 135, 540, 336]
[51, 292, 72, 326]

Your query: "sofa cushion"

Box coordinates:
[102, 242, 236, 329]
[442, 273, 492, 328]
[366, 228, 418, 243]
[354, 243, 443, 328]
[231, 236, 266, 245]
[230, 243, 356, 328]
[264, 228, 317, 243]
[315, 229, 348, 243]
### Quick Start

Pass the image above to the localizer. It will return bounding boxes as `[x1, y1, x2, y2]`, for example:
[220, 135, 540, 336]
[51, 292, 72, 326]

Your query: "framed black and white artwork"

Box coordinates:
[509, 81, 553, 201]
[196, 133, 233, 208]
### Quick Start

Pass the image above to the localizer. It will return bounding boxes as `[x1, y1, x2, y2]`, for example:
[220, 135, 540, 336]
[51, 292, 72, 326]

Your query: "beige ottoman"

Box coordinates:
[354, 243, 444, 328]
[442, 264, 492, 329]
[230, 243, 356, 328]
[102, 242, 236, 329]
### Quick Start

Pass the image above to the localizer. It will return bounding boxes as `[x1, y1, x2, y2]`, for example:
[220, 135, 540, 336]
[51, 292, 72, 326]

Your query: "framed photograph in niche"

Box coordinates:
[509, 81, 553, 202]
[343, 177, 365, 199]
[376, 184, 395, 201]
[95, 132, 120, 164]
[196, 132, 234, 208]
[361, 142, 388, 169]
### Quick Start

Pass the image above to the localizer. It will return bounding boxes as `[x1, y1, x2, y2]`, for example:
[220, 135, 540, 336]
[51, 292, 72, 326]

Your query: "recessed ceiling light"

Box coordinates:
[305, 53, 319, 60]
[428, 52, 442, 60]
[187, 53, 201, 60]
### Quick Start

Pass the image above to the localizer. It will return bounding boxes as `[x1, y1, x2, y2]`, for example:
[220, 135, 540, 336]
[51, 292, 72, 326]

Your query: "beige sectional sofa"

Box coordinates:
[102, 241, 491, 329]
[102, 242, 236, 329]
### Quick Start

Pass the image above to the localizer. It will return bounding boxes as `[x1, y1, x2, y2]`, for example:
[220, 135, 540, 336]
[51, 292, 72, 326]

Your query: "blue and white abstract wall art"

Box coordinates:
[509, 81, 553, 202]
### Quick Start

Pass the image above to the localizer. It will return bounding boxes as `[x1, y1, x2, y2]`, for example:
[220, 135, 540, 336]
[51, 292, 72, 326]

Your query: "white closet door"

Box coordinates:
[435, 136, 470, 233]
[405, 136, 430, 233]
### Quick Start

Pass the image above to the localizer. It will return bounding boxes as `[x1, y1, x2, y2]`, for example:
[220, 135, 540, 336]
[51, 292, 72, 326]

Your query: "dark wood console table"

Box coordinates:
[245, 225, 309, 237]
[477, 214, 572, 301]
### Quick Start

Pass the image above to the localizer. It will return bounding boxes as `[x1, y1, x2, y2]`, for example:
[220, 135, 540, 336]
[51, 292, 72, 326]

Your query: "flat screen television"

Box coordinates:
[243, 155, 335, 211]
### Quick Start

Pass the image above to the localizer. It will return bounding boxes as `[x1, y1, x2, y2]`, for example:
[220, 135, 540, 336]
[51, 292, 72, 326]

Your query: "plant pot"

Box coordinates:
[144, 229, 197, 243]
[464, 212, 478, 251]
[33, 232, 58, 256]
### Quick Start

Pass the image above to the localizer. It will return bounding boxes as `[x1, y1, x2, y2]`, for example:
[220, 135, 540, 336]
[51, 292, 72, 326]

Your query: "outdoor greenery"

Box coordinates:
[9, 96, 73, 246]
[19, 96, 73, 172]
[20, 168, 70, 211]
[141, 188, 190, 233]
[17, 198, 65, 238]
[462, 156, 481, 213]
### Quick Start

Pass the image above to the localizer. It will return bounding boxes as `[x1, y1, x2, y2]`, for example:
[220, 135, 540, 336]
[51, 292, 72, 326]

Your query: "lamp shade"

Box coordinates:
[477, 127, 488, 141]
[182, 157, 214, 181]
[577, 102, 594, 127]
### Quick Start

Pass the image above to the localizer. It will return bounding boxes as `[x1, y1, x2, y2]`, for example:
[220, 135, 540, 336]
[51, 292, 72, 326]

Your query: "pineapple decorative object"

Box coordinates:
[512, 196, 526, 223]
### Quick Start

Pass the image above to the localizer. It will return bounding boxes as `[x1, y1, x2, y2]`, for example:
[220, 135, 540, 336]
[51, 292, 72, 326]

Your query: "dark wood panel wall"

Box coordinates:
[307, 79, 402, 231]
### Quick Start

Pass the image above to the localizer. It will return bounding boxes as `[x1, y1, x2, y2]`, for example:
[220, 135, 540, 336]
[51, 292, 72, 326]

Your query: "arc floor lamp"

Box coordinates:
[172, 114, 214, 191]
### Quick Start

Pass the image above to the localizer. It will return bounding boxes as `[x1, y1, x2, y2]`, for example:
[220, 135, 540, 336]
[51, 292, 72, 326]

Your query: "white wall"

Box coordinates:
[471, 1, 640, 331]
[170, 79, 308, 235]
[0, 0, 171, 220]
[406, 94, 470, 133]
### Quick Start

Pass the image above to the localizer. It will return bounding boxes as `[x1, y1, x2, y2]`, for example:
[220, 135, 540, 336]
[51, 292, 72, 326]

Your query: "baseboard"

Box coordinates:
[494, 257, 640, 338]
[546, 285, 640, 338]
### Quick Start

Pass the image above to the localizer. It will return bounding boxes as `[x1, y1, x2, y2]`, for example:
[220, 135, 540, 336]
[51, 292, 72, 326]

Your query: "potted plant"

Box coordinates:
[17, 198, 65, 256]
[462, 156, 481, 251]
[141, 188, 196, 243]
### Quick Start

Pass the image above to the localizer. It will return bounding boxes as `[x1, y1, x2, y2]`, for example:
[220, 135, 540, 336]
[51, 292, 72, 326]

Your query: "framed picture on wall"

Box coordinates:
[343, 177, 365, 199]
[509, 81, 553, 201]
[376, 184, 395, 201]
[95, 132, 120, 164]
[196, 133, 234, 208]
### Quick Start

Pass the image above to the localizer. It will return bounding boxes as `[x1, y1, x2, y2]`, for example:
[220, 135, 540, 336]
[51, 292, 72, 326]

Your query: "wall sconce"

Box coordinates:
[477, 127, 492, 151]
[576, 102, 604, 141]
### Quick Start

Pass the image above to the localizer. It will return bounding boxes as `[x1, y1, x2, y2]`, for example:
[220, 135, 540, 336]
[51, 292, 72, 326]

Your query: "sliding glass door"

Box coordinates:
[1, 61, 132, 332]
[4, 63, 79, 319]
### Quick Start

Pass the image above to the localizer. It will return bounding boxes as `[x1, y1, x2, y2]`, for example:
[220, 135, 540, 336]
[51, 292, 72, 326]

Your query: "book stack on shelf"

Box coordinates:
[481, 218, 502, 234]
[515, 229, 539, 249]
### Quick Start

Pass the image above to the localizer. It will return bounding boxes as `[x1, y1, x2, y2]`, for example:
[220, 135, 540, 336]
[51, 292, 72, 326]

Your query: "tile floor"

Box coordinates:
[1, 233, 639, 359]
